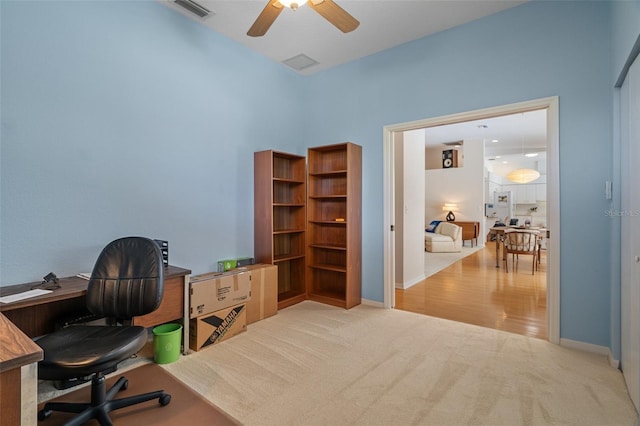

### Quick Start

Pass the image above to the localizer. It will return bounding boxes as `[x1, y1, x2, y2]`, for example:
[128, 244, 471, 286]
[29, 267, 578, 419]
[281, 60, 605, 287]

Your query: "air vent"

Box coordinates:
[174, 0, 211, 18]
[282, 54, 319, 71]
[442, 140, 463, 147]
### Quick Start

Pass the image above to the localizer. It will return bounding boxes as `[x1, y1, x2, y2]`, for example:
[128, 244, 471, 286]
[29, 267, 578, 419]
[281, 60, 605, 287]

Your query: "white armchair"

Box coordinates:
[425, 222, 462, 252]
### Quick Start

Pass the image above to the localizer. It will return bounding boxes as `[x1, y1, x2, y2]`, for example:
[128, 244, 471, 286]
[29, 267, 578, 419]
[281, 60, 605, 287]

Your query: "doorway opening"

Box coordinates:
[383, 97, 560, 343]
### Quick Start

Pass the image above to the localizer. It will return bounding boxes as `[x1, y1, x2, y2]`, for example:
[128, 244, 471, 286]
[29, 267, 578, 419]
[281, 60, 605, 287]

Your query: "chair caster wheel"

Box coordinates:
[38, 409, 52, 421]
[159, 393, 171, 406]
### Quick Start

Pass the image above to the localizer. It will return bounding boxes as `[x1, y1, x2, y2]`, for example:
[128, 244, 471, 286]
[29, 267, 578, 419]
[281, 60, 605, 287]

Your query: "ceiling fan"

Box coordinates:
[247, 0, 359, 37]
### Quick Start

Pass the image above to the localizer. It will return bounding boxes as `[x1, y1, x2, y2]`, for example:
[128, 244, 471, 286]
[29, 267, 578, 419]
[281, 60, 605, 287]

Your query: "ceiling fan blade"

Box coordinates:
[308, 0, 359, 33]
[247, 1, 284, 37]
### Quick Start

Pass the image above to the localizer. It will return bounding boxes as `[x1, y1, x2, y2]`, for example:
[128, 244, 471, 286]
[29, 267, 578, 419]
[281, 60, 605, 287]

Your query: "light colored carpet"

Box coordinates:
[425, 245, 484, 278]
[161, 301, 637, 425]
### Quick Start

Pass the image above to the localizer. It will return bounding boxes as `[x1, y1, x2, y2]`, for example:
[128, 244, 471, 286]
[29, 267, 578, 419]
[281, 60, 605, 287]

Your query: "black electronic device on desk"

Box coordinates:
[154, 239, 169, 267]
[30, 272, 61, 291]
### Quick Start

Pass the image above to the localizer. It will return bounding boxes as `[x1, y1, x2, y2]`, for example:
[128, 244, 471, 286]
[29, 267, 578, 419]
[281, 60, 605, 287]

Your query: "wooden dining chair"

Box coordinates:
[503, 230, 539, 274]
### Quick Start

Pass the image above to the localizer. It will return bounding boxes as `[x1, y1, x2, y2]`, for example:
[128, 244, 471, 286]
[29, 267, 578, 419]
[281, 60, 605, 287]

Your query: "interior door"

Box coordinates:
[621, 55, 640, 411]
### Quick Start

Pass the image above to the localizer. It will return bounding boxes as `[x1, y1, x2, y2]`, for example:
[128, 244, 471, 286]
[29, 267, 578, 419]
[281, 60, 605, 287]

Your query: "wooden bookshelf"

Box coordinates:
[254, 150, 307, 309]
[306, 143, 362, 308]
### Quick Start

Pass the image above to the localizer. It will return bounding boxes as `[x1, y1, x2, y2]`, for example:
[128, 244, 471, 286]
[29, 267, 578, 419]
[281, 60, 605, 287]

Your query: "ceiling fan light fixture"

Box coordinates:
[279, 0, 308, 10]
[507, 168, 540, 184]
[249, 0, 358, 37]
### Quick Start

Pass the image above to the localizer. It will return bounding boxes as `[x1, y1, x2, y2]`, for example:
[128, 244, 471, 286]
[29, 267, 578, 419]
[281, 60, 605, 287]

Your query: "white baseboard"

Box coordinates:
[361, 298, 384, 308]
[395, 274, 426, 290]
[560, 338, 620, 369]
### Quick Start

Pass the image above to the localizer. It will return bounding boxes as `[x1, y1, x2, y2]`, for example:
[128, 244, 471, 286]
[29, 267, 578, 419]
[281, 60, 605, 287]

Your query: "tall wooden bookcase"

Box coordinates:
[254, 150, 307, 309]
[254, 143, 361, 310]
[306, 142, 362, 309]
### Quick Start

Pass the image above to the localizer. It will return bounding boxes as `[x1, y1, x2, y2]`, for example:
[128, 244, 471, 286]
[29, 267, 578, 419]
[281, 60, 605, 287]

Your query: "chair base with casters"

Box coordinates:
[39, 373, 170, 426]
[37, 325, 171, 425]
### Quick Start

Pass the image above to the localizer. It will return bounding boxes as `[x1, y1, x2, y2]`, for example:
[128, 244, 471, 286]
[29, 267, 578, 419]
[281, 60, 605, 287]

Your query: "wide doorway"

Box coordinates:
[382, 97, 560, 343]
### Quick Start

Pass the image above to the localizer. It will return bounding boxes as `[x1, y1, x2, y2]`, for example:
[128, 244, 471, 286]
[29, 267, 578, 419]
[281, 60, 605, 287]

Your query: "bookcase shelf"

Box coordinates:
[254, 150, 307, 309]
[306, 143, 361, 309]
[254, 143, 361, 311]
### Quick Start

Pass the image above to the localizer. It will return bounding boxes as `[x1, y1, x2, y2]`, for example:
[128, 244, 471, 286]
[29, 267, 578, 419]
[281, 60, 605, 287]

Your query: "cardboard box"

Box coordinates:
[190, 270, 251, 318]
[245, 264, 278, 324]
[189, 304, 247, 351]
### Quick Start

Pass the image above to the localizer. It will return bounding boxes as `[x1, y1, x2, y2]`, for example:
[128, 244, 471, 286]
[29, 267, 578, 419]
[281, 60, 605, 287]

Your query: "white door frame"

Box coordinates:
[383, 96, 560, 344]
[620, 56, 640, 410]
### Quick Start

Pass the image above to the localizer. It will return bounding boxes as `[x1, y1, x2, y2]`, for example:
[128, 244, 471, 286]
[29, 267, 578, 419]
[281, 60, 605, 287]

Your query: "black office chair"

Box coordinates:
[36, 237, 171, 425]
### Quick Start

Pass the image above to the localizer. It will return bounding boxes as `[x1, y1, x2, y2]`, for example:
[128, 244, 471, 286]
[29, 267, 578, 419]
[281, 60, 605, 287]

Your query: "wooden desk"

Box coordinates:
[0, 265, 192, 352]
[452, 221, 480, 247]
[0, 313, 43, 425]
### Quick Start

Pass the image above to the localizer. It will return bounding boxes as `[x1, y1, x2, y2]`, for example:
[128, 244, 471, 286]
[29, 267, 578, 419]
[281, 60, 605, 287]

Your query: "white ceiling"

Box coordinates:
[424, 109, 547, 177]
[157, 0, 543, 176]
[159, 0, 527, 75]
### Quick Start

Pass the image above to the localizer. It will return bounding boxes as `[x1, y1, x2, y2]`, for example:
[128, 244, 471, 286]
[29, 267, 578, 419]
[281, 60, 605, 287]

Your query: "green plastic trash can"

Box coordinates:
[153, 323, 182, 364]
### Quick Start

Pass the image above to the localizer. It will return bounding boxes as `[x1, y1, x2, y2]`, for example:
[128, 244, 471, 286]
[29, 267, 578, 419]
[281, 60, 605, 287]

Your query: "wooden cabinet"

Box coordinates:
[306, 143, 362, 309]
[452, 221, 480, 247]
[132, 268, 186, 327]
[254, 151, 307, 309]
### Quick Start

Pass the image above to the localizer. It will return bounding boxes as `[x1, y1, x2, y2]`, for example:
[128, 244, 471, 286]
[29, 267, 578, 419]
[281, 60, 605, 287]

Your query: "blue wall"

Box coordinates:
[1, 1, 305, 280]
[304, 1, 614, 346]
[0, 1, 628, 350]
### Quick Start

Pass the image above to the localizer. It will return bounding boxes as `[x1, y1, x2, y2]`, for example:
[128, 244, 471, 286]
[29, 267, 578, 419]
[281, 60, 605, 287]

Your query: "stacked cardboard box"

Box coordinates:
[190, 270, 251, 318]
[189, 270, 251, 351]
[189, 304, 247, 351]
[244, 264, 278, 324]
[188, 264, 278, 351]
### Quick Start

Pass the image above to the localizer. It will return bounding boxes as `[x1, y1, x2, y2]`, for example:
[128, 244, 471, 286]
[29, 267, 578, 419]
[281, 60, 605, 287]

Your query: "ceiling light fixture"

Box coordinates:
[525, 152, 539, 157]
[278, 0, 307, 10]
[507, 168, 540, 184]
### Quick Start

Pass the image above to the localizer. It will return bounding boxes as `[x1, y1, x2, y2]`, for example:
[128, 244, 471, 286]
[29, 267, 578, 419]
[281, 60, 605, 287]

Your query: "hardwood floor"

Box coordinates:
[395, 241, 547, 340]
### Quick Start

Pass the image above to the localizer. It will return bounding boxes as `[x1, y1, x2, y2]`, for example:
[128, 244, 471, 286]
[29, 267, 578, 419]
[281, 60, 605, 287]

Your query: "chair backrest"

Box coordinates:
[437, 222, 461, 239]
[504, 230, 538, 253]
[86, 237, 164, 320]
